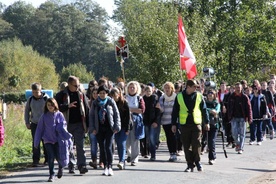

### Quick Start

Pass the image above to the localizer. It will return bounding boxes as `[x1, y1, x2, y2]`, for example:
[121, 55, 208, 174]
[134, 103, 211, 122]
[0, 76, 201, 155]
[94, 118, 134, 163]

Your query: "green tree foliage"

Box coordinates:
[114, 0, 276, 86]
[60, 62, 95, 84]
[0, 38, 59, 92]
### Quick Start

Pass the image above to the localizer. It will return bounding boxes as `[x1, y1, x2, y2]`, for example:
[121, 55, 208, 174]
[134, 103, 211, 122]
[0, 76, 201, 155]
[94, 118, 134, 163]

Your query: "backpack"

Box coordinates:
[0, 116, 4, 147]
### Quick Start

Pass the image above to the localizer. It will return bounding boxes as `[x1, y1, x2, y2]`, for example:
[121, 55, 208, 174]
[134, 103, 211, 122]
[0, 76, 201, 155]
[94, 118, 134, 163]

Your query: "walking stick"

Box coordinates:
[219, 117, 228, 158]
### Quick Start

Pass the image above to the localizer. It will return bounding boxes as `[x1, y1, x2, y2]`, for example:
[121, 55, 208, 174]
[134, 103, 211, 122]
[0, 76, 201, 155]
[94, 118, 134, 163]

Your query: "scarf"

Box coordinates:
[97, 97, 108, 124]
[164, 92, 177, 102]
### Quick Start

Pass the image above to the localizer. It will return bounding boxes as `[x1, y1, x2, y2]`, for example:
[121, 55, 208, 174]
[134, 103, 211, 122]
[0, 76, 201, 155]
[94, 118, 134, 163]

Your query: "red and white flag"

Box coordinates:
[178, 15, 197, 79]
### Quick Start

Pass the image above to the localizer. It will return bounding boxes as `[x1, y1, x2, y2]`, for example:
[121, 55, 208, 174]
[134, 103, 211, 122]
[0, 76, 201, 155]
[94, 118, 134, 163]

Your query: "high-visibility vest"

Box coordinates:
[177, 92, 202, 125]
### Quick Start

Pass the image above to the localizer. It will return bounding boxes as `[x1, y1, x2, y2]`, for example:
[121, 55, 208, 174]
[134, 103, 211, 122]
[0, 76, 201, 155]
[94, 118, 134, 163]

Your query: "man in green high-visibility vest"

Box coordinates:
[172, 79, 210, 172]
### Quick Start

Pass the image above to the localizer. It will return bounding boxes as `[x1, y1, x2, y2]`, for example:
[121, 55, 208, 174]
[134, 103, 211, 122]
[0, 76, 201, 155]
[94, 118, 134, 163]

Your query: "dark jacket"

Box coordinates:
[143, 94, 161, 126]
[227, 92, 252, 123]
[55, 87, 90, 131]
[249, 94, 267, 119]
[116, 100, 131, 132]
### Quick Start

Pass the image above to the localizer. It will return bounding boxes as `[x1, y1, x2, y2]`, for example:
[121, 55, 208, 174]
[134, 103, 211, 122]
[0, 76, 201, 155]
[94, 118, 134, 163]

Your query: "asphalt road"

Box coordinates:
[1, 133, 276, 184]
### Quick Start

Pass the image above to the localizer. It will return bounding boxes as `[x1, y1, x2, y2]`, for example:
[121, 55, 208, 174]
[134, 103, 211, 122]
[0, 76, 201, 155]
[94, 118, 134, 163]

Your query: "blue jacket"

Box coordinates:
[34, 111, 72, 167]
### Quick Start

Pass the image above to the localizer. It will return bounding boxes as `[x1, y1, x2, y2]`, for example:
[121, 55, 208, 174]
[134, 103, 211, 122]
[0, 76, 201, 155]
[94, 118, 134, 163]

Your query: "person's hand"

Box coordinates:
[92, 130, 97, 135]
[205, 124, 210, 131]
[125, 131, 129, 135]
[26, 124, 31, 129]
[222, 106, 227, 113]
[152, 122, 158, 128]
[113, 130, 118, 134]
[69, 101, 77, 108]
[171, 125, 177, 134]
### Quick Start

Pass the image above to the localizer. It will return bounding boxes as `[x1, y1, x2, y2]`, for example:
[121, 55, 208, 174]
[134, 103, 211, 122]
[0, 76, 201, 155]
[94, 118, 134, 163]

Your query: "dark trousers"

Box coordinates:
[223, 121, 234, 144]
[180, 124, 202, 168]
[67, 123, 86, 168]
[250, 120, 263, 142]
[207, 128, 218, 160]
[31, 123, 48, 163]
[96, 126, 114, 168]
[163, 124, 177, 154]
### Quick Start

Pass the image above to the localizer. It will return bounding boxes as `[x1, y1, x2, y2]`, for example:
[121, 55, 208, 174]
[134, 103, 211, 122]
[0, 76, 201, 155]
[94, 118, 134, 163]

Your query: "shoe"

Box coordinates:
[150, 157, 156, 161]
[79, 166, 88, 174]
[176, 150, 184, 156]
[131, 162, 136, 166]
[235, 145, 240, 152]
[208, 160, 215, 165]
[249, 140, 256, 145]
[257, 141, 262, 145]
[89, 161, 97, 169]
[102, 167, 108, 176]
[127, 157, 131, 163]
[48, 175, 55, 182]
[270, 131, 274, 140]
[144, 155, 149, 158]
[195, 162, 203, 172]
[232, 143, 236, 149]
[108, 168, 114, 176]
[69, 166, 75, 174]
[263, 135, 267, 141]
[117, 162, 124, 170]
[44, 161, 48, 166]
[226, 142, 231, 147]
[32, 162, 39, 167]
[169, 154, 177, 162]
[238, 150, 243, 154]
[57, 168, 63, 179]
[99, 162, 104, 168]
[184, 167, 194, 172]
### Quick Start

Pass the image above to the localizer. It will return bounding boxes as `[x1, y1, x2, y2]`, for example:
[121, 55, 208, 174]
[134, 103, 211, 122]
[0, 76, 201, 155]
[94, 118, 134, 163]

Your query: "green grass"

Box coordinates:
[0, 103, 32, 177]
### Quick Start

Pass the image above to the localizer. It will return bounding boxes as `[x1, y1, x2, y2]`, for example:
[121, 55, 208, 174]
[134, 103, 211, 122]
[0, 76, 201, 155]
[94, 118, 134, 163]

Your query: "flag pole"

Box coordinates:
[120, 58, 126, 83]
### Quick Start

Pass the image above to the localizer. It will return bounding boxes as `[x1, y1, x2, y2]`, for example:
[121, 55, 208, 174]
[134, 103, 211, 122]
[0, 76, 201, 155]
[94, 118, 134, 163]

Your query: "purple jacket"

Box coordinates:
[34, 111, 72, 167]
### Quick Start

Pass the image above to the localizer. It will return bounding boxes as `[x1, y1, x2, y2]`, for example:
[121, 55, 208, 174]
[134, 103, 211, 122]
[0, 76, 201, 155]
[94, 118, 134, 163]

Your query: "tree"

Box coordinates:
[0, 38, 59, 92]
[60, 63, 95, 84]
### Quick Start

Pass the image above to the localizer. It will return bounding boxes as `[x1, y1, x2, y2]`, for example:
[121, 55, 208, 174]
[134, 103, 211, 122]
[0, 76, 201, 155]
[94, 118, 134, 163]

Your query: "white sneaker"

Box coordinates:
[238, 150, 243, 154]
[108, 168, 114, 176]
[177, 150, 184, 156]
[257, 141, 262, 145]
[102, 168, 108, 176]
[249, 140, 256, 145]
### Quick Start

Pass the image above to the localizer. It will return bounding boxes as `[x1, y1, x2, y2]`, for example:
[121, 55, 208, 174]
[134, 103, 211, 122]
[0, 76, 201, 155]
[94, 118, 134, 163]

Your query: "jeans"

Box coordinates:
[31, 123, 48, 163]
[89, 132, 98, 160]
[231, 118, 246, 150]
[44, 143, 60, 176]
[145, 125, 158, 159]
[67, 123, 86, 168]
[115, 129, 128, 163]
[250, 120, 263, 142]
[207, 128, 218, 160]
[96, 126, 114, 168]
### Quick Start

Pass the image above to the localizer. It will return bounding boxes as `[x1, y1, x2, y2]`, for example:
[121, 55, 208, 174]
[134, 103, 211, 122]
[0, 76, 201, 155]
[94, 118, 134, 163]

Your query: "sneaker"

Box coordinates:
[270, 131, 275, 140]
[150, 157, 156, 161]
[263, 135, 267, 141]
[249, 140, 256, 145]
[48, 175, 55, 182]
[68, 165, 75, 174]
[235, 145, 240, 152]
[232, 143, 236, 149]
[108, 168, 114, 176]
[208, 160, 215, 165]
[117, 162, 124, 170]
[144, 155, 149, 158]
[184, 167, 194, 172]
[57, 168, 63, 179]
[169, 154, 177, 162]
[127, 157, 131, 163]
[195, 162, 203, 172]
[102, 168, 108, 176]
[99, 162, 104, 168]
[177, 150, 184, 156]
[79, 166, 88, 174]
[238, 150, 243, 154]
[32, 161, 39, 167]
[89, 161, 97, 169]
[257, 141, 262, 145]
[131, 162, 136, 166]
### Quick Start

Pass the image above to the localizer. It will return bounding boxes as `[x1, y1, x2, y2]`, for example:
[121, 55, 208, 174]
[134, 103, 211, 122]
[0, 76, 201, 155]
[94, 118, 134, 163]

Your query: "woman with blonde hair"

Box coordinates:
[125, 81, 145, 166]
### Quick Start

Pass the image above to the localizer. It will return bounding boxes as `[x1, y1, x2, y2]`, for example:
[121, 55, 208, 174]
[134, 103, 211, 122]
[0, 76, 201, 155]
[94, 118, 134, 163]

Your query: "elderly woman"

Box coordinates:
[125, 81, 145, 166]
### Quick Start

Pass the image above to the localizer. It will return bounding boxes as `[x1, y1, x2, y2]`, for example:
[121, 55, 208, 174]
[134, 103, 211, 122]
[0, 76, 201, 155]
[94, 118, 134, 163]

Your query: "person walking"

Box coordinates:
[24, 82, 49, 167]
[227, 82, 252, 154]
[110, 87, 131, 170]
[89, 85, 121, 176]
[55, 76, 89, 174]
[171, 79, 210, 172]
[34, 98, 72, 182]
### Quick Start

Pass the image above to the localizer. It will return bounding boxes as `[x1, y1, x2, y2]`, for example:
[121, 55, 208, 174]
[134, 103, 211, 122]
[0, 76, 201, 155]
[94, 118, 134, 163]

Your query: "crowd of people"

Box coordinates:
[24, 74, 276, 182]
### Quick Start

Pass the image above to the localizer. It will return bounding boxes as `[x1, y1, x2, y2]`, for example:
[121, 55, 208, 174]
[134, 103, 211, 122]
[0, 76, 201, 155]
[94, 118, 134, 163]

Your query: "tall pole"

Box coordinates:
[117, 36, 127, 83]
